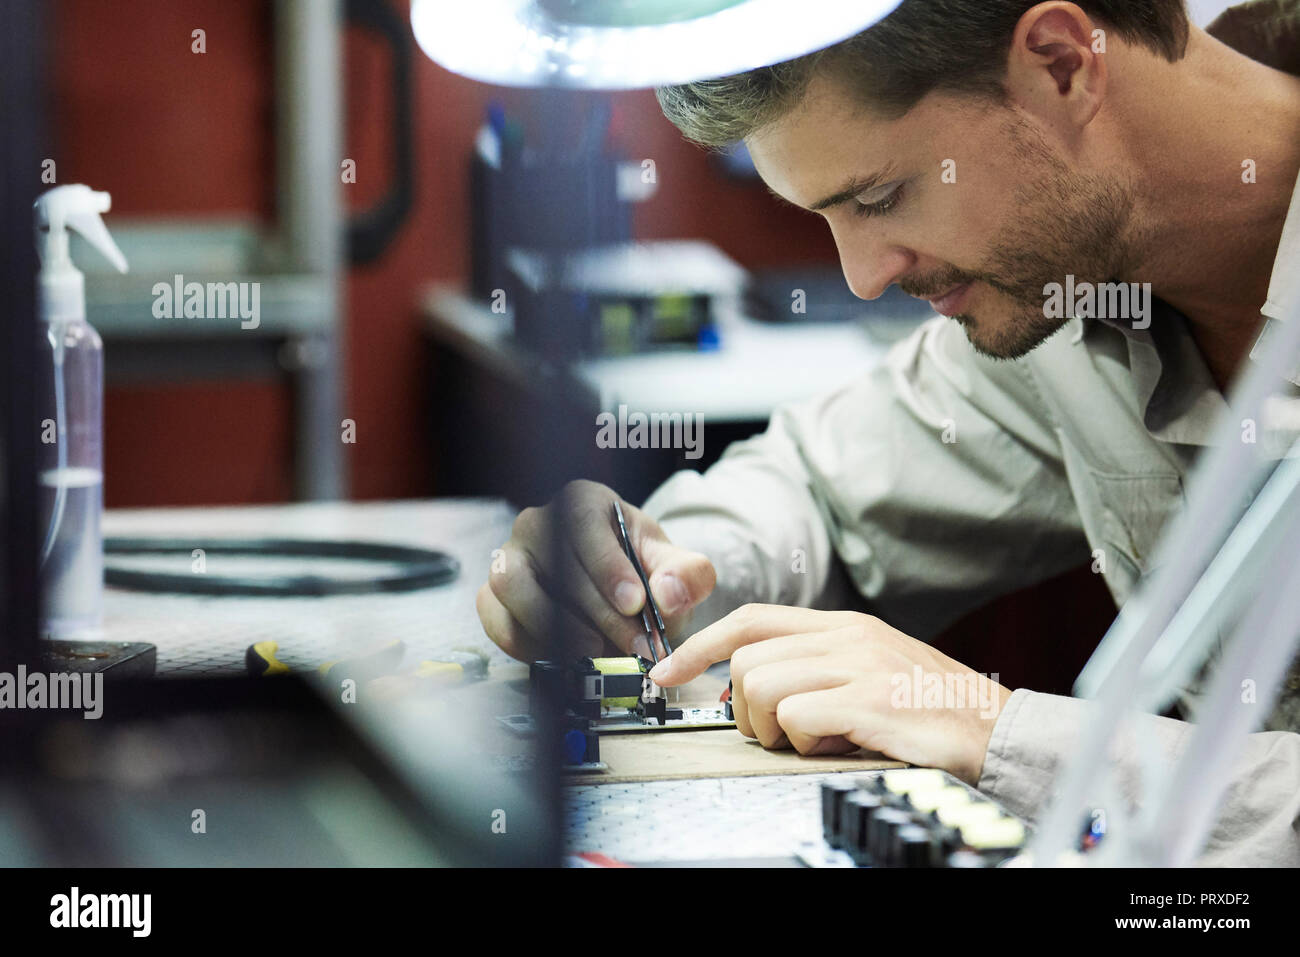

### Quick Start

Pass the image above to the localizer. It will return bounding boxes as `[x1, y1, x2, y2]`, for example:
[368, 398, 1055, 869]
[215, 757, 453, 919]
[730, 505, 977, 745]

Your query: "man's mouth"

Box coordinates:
[927, 282, 974, 318]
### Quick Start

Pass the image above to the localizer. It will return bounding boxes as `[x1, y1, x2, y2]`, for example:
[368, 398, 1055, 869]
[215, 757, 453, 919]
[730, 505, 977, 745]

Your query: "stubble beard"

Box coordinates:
[925, 117, 1143, 361]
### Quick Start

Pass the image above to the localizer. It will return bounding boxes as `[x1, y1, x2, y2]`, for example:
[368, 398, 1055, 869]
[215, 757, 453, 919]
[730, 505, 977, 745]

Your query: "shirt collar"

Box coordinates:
[1081, 304, 1231, 446]
[1250, 165, 1300, 384]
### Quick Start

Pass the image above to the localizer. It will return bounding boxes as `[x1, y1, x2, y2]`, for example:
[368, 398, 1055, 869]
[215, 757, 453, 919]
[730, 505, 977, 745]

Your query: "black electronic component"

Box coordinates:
[806, 770, 1029, 868]
[821, 779, 858, 849]
[530, 659, 599, 721]
[842, 790, 883, 868]
[843, 792, 884, 866]
[599, 672, 644, 700]
[869, 808, 913, 867]
[895, 824, 938, 868]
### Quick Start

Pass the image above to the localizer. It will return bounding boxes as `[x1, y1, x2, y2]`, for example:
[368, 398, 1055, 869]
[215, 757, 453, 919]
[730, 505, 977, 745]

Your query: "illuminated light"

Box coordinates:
[569, 35, 596, 61]
[410, 0, 904, 90]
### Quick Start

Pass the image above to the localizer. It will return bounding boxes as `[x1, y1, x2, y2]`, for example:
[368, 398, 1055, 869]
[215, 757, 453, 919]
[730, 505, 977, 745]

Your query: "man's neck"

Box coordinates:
[1120, 27, 1300, 392]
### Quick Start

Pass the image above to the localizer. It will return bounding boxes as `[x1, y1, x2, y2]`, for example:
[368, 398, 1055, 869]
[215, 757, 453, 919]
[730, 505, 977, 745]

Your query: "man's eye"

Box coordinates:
[852, 184, 904, 218]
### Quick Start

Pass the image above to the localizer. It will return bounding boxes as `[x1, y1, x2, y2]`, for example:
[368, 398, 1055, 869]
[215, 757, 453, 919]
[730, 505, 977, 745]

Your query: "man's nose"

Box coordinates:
[833, 229, 912, 301]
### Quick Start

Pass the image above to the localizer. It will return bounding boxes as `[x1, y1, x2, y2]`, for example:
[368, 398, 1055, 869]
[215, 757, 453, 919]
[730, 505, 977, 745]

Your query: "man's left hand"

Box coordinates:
[647, 604, 1011, 786]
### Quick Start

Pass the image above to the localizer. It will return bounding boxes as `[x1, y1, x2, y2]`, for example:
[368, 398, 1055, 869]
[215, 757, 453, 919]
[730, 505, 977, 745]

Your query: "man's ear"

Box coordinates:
[1005, 2, 1107, 135]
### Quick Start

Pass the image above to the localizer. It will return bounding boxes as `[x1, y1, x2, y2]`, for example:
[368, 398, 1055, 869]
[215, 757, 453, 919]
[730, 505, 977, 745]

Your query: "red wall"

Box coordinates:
[51, 0, 838, 507]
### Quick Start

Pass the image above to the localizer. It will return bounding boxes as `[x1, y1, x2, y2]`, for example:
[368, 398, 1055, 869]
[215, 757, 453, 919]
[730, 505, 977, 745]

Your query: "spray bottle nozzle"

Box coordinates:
[34, 184, 128, 324]
[34, 184, 128, 274]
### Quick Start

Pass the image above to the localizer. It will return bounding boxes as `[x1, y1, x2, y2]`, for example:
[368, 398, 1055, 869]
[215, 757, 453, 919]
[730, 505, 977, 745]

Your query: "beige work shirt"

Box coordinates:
[642, 0, 1300, 865]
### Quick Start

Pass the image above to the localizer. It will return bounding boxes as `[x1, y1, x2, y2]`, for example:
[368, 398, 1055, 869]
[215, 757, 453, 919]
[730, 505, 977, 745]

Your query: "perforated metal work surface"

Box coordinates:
[566, 771, 879, 864]
[102, 499, 514, 677]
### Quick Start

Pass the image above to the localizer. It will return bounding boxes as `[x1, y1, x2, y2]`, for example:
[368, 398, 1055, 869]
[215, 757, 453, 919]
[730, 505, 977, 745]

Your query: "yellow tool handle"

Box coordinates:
[245, 640, 291, 677]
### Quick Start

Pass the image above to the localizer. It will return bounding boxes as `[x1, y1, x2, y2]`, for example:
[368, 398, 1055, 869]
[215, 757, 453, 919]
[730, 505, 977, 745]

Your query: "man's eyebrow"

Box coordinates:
[767, 167, 896, 212]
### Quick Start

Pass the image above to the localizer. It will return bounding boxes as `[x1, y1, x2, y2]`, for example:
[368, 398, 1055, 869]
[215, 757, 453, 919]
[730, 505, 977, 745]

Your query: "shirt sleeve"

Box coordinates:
[979, 689, 1300, 866]
[641, 315, 1090, 638]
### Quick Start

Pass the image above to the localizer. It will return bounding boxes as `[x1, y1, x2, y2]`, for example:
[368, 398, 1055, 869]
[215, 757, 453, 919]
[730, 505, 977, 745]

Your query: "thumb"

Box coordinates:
[640, 539, 716, 619]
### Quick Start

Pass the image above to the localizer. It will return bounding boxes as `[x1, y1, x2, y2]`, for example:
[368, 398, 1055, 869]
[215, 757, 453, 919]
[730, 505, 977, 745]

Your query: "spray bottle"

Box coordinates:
[34, 185, 127, 640]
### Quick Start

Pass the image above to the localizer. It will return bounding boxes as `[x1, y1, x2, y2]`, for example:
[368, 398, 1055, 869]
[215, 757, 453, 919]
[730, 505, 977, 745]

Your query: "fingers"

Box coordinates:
[477, 583, 532, 661]
[552, 484, 648, 617]
[519, 487, 682, 652]
[649, 604, 858, 686]
[499, 499, 639, 655]
[727, 631, 833, 739]
[550, 541, 649, 654]
[637, 515, 717, 620]
[743, 660, 852, 748]
[486, 484, 719, 661]
[775, 687, 864, 755]
[734, 669, 864, 756]
[483, 543, 605, 661]
[730, 631, 855, 748]
[567, 501, 715, 639]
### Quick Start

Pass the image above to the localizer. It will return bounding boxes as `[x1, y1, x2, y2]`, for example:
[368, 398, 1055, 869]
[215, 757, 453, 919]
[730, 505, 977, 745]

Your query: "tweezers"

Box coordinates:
[612, 500, 672, 663]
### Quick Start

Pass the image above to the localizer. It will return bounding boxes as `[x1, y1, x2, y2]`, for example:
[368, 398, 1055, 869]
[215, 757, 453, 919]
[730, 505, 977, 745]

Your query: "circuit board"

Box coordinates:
[498, 706, 733, 736]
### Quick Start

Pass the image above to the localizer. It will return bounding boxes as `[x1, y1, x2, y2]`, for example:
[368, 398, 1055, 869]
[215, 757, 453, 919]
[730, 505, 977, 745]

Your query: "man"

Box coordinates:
[477, 0, 1300, 864]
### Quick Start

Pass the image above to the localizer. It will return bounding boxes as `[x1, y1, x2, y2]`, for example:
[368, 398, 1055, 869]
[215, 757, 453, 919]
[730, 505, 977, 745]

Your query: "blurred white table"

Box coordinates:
[102, 498, 513, 678]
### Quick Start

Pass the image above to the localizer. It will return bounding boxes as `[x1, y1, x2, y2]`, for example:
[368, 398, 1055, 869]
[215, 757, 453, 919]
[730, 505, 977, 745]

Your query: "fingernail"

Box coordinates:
[654, 573, 689, 613]
[614, 581, 642, 615]
[648, 659, 671, 683]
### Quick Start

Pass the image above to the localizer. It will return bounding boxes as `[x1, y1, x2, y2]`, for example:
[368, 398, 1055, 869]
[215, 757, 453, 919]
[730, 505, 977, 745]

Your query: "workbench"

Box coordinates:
[101, 498, 900, 864]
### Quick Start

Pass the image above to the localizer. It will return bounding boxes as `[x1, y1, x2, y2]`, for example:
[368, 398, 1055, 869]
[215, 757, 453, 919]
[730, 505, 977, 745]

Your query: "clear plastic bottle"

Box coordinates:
[38, 314, 104, 638]
[34, 185, 126, 640]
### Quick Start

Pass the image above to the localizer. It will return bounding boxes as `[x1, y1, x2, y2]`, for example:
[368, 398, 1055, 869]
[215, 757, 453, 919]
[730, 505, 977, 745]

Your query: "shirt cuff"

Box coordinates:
[977, 688, 1082, 824]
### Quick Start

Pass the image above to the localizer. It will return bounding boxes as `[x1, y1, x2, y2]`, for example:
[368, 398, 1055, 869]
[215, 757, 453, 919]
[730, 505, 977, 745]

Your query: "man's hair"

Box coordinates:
[656, 1, 1189, 147]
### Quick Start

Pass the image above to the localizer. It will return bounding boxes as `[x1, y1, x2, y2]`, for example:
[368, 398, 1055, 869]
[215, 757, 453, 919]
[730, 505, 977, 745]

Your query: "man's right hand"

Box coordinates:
[477, 480, 717, 662]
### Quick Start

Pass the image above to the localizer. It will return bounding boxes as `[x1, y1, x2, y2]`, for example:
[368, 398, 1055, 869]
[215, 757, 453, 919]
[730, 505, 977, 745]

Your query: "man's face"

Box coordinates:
[747, 72, 1137, 359]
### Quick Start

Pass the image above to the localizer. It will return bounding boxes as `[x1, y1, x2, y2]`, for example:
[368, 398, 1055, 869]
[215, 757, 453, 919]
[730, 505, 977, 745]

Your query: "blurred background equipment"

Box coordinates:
[79, 0, 415, 503]
[505, 241, 741, 358]
[470, 98, 631, 303]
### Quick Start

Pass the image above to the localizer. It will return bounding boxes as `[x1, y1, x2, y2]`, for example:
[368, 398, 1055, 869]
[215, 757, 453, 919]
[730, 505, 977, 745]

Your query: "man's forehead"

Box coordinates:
[746, 73, 892, 210]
